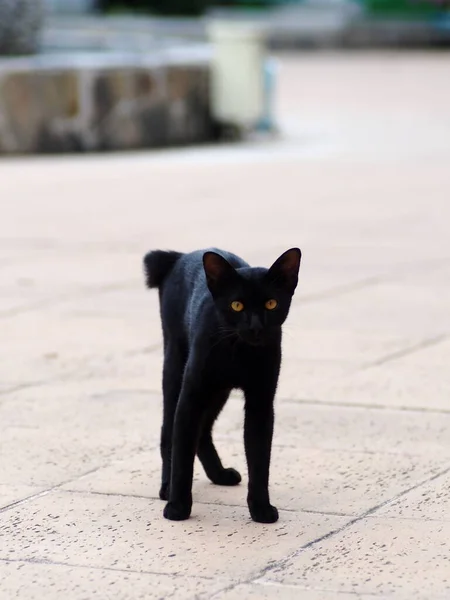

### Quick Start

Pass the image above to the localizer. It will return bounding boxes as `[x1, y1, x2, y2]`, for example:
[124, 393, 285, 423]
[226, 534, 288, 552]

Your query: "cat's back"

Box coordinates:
[168, 248, 248, 291]
[159, 248, 248, 338]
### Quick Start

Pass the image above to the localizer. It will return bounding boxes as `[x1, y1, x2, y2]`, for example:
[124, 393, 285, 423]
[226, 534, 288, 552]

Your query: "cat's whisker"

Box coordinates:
[208, 330, 238, 353]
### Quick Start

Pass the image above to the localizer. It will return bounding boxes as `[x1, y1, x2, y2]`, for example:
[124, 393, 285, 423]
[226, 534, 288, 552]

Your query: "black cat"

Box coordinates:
[143, 247, 301, 523]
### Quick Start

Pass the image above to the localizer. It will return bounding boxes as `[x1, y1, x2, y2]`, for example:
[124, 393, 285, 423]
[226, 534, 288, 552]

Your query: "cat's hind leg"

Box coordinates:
[159, 340, 186, 501]
[197, 389, 241, 487]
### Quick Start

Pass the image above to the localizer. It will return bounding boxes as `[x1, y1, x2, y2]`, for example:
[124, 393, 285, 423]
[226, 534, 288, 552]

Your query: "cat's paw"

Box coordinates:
[159, 483, 170, 501]
[212, 467, 242, 486]
[248, 502, 279, 524]
[163, 501, 192, 521]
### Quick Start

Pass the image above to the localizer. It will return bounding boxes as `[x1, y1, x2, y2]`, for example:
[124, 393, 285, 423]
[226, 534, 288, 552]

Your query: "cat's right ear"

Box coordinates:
[267, 247, 302, 294]
[203, 252, 236, 295]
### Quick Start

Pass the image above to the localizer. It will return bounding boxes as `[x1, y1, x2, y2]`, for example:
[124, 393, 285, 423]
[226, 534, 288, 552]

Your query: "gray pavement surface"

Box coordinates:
[1, 52, 450, 599]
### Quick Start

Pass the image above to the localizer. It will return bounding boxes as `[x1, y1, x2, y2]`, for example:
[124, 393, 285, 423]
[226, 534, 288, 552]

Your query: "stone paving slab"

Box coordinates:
[0, 560, 227, 600]
[0, 491, 347, 580]
[0, 389, 160, 488]
[1, 425, 141, 488]
[293, 281, 450, 338]
[377, 471, 450, 521]
[263, 515, 450, 598]
[282, 328, 417, 364]
[269, 402, 450, 457]
[0, 485, 45, 509]
[213, 583, 384, 600]
[60, 442, 447, 517]
[321, 361, 450, 411]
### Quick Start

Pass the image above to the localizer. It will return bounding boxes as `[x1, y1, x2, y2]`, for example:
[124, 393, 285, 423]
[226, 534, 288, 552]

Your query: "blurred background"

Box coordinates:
[45, 0, 450, 18]
[1, 0, 450, 154]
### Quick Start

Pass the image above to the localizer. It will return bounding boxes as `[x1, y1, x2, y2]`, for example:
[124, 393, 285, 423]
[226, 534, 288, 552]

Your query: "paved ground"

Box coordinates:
[1, 52, 450, 599]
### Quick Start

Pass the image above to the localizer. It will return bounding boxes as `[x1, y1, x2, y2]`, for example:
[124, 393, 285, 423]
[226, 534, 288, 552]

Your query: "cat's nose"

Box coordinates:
[248, 329, 261, 340]
[248, 315, 263, 336]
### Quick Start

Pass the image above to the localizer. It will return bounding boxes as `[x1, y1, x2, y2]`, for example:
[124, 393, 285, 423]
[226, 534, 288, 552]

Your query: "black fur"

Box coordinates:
[143, 250, 183, 289]
[143, 247, 301, 523]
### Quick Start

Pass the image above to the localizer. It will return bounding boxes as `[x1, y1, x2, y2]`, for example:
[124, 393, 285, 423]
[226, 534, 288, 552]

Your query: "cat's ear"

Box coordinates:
[267, 248, 302, 293]
[203, 251, 237, 294]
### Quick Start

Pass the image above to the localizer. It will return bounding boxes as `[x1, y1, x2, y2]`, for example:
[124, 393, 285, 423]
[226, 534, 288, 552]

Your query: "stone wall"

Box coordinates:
[0, 54, 214, 154]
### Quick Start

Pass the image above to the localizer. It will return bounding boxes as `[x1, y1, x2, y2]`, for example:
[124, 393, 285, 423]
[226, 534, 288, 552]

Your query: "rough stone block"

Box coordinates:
[0, 69, 81, 152]
[166, 66, 212, 145]
[0, 55, 213, 153]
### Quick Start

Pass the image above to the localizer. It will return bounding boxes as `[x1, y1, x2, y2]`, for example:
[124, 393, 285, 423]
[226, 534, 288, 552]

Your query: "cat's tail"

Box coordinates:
[143, 250, 183, 289]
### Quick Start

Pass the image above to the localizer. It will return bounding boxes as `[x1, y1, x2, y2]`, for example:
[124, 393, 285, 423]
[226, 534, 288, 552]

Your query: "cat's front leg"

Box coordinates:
[243, 384, 278, 524]
[163, 380, 206, 521]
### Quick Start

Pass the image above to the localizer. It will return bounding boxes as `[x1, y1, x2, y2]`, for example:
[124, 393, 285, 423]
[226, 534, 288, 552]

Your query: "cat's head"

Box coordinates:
[203, 248, 301, 346]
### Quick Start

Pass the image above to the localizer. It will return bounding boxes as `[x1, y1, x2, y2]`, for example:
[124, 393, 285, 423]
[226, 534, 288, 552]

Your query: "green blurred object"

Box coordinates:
[364, 0, 442, 18]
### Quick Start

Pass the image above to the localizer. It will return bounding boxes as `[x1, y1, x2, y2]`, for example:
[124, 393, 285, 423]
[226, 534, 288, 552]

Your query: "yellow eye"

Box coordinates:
[231, 301, 244, 312]
[265, 299, 278, 310]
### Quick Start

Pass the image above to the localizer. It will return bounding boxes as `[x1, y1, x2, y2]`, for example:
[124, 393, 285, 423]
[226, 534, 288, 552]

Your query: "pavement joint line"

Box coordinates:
[0, 444, 162, 512]
[207, 463, 450, 599]
[278, 396, 450, 415]
[361, 461, 450, 515]
[0, 556, 219, 581]
[270, 444, 444, 459]
[214, 436, 445, 459]
[392, 255, 450, 275]
[56, 488, 350, 518]
[123, 343, 162, 357]
[359, 332, 449, 370]
[0, 380, 52, 397]
[297, 276, 383, 305]
[0, 376, 121, 398]
[364, 513, 450, 524]
[103, 387, 450, 415]
[0, 346, 162, 398]
[293, 254, 450, 308]
[295, 254, 450, 308]
[251, 580, 380, 597]
[0, 279, 140, 319]
[0, 467, 102, 516]
[6, 386, 444, 417]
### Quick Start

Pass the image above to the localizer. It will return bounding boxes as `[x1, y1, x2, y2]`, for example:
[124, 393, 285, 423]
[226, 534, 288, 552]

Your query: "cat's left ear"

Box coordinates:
[203, 251, 237, 295]
[267, 248, 302, 293]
